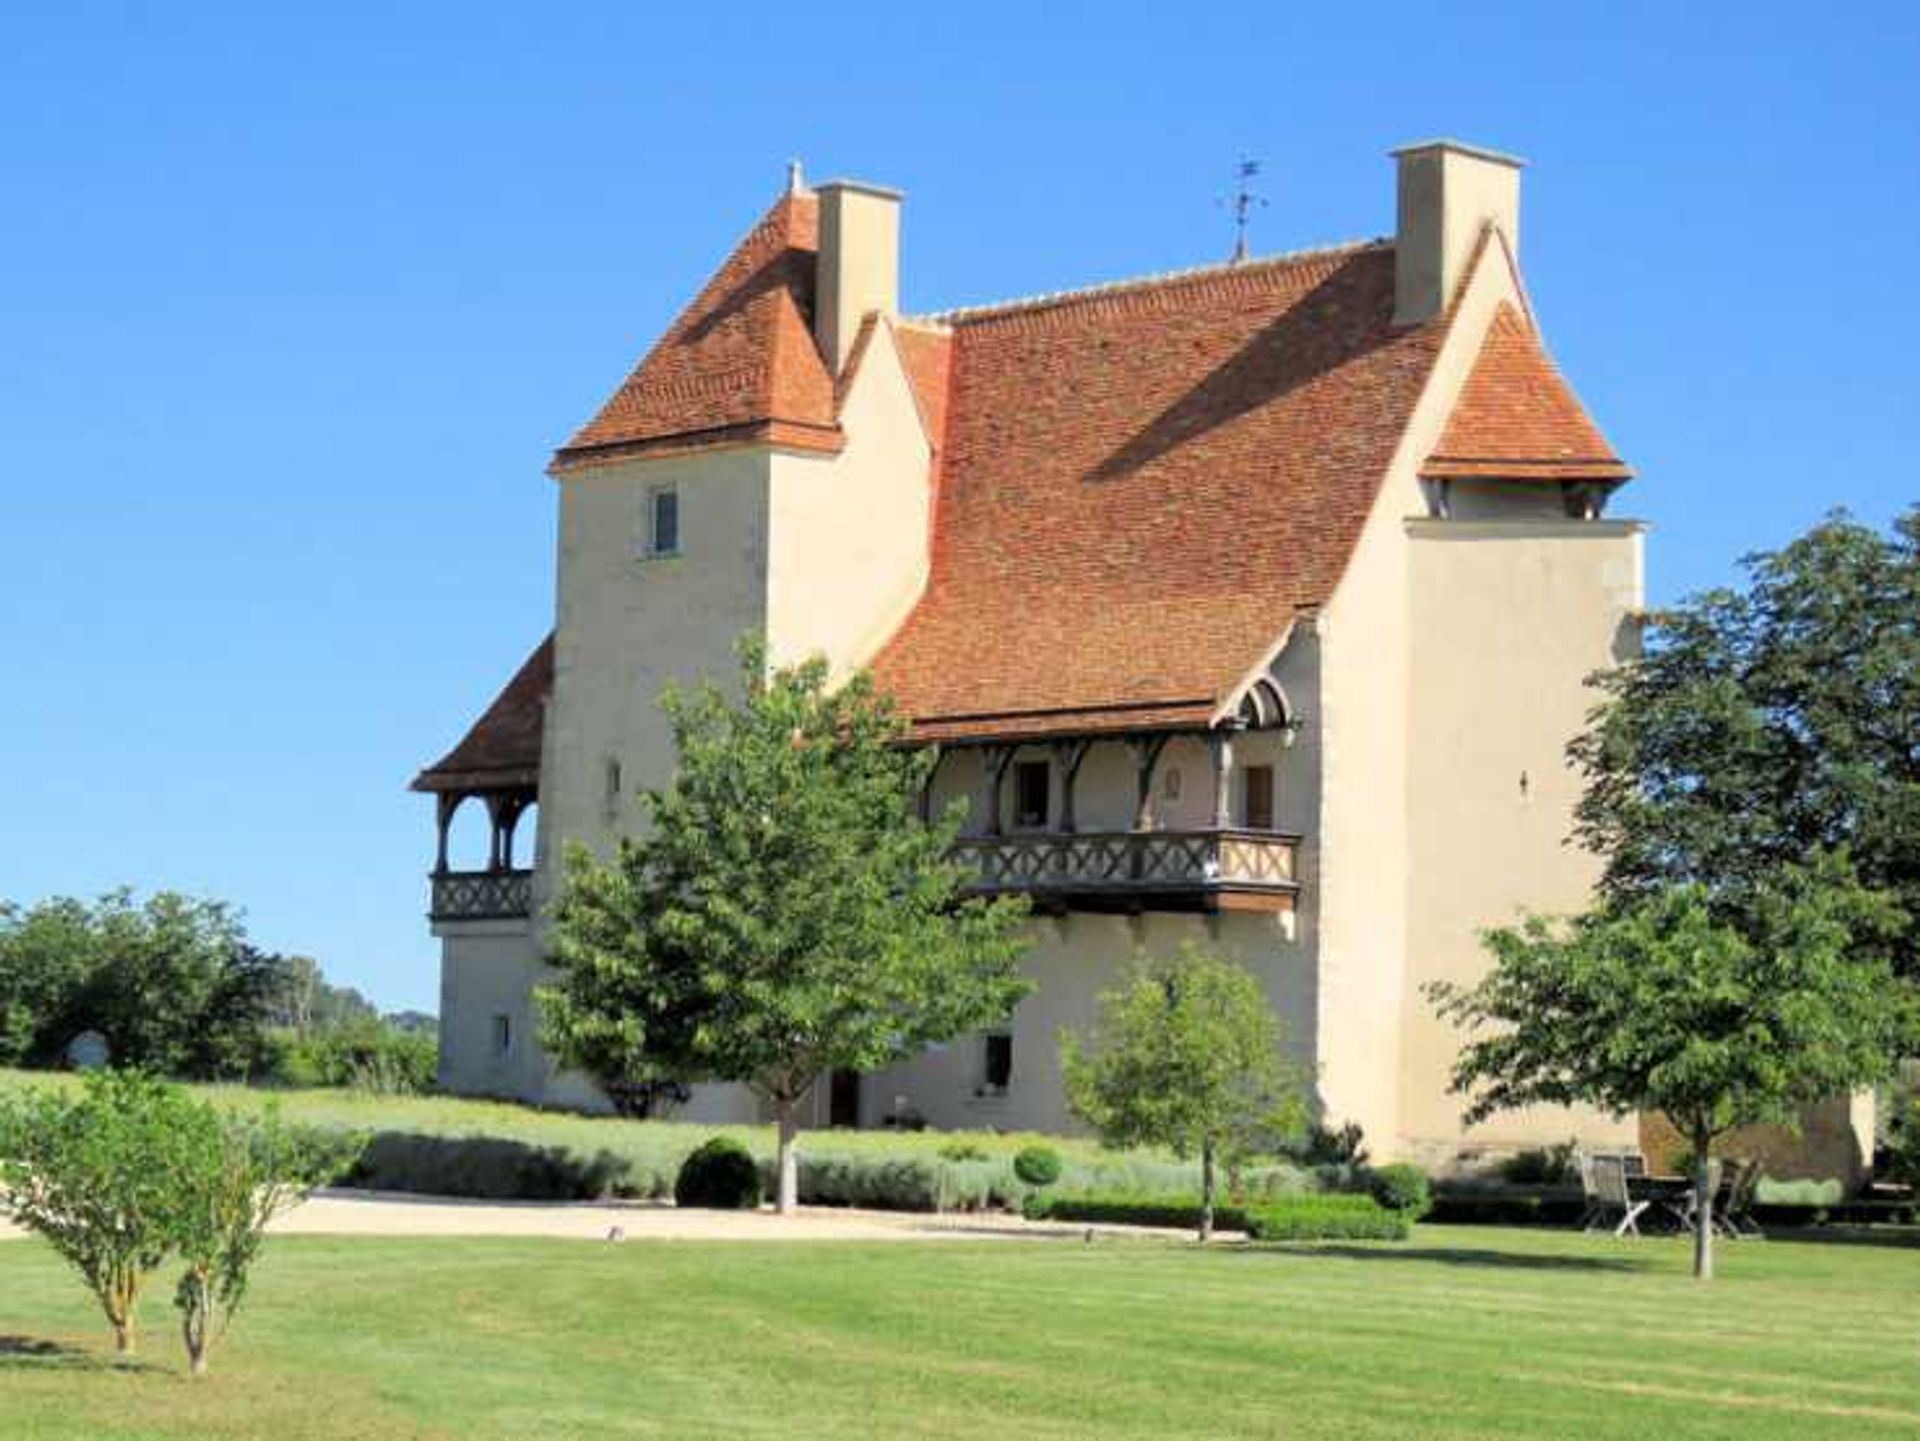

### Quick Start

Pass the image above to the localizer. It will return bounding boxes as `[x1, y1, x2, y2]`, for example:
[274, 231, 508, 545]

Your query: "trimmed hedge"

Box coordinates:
[1365, 1163, 1432, 1218]
[1024, 1189, 1410, 1241]
[675, 1137, 761, 1209]
[1246, 1195, 1410, 1242]
[1013, 1145, 1063, 1188]
[1022, 1192, 1252, 1231]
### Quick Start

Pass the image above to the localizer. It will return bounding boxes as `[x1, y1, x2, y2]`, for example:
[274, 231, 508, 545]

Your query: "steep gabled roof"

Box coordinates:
[1422, 303, 1630, 482]
[869, 242, 1447, 740]
[552, 194, 840, 471]
[411, 636, 552, 792]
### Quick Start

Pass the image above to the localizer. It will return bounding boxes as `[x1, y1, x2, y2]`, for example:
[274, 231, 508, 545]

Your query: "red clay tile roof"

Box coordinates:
[1422, 303, 1631, 482]
[412, 637, 552, 792]
[552, 194, 840, 471]
[892, 323, 953, 456]
[869, 243, 1448, 740]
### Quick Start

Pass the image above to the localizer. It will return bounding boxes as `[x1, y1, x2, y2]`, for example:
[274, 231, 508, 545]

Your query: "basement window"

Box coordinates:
[644, 486, 680, 557]
[1013, 761, 1050, 828]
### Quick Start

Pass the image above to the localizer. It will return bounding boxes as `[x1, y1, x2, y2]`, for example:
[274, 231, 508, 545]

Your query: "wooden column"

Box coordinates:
[433, 793, 459, 875]
[1209, 727, 1237, 830]
[1128, 734, 1170, 831]
[916, 746, 943, 823]
[1051, 739, 1091, 834]
[980, 746, 1015, 837]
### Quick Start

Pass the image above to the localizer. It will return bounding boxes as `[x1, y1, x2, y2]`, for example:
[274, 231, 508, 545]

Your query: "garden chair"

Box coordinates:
[1717, 1159, 1765, 1240]
[1584, 1155, 1651, 1237]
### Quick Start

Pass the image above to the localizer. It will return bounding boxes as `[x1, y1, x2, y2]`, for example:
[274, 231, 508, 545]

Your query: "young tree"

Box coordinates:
[171, 1105, 360, 1376]
[1573, 505, 1920, 981]
[1061, 944, 1306, 1242]
[541, 640, 1032, 1212]
[0, 1071, 203, 1354]
[1431, 855, 1920, 1279]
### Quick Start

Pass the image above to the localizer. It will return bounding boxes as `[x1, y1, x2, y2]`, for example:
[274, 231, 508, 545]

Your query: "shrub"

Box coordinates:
[1500, 1143, 1577, 1186]
[1246, 1194, 1410, 1242]
[0, 1071, 203, 1354]
[1284, 1120, 1369, 1167]
[1022, 1191, 1252, 1233]
[675, 1137, 762, 1210]
[1013, 1144, 1063, 1188]
[1754, 1176, 1846, 1208]
[350, 1132, 635, 1201]
[262, 1024, 437, 1095]
[1365, 1163, 1432, 1218]
[938, 1140, 990, 1163]
[1885, 1091, 1920, 1188]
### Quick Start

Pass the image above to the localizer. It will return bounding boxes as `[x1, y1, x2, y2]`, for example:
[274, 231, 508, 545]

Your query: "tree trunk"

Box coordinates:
[1199, 1138, 1216, 1244]
[112, 1319, 134, 1356]
[182, 1272, 210, 1376]
[1691, 1117, 1714, 1282]
[775, 1096, 800, 1215]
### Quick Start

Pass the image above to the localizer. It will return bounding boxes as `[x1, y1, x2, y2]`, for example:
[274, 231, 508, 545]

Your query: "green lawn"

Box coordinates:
[2, 1226, 1917, 1439]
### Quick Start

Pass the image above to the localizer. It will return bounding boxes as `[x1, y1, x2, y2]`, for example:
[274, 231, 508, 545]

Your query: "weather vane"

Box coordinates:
[1220, 156, 1269, 263]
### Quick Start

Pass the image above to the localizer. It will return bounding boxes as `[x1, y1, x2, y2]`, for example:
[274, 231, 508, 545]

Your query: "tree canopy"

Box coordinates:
[1431, 854, 1920, 1277]
[1062, 943, 1306, 1241]
[541, 639, 1032, 1211]
[1572, 504, 1920, 976]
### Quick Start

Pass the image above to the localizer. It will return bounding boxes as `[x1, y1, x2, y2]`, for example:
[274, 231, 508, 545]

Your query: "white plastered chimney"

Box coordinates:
[1391, 140, 1525, 327]
[814, 179, 903, 376]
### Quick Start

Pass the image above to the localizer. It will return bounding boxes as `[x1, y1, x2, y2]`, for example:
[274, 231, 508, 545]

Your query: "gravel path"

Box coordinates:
[0, 1189, 1131, 1244]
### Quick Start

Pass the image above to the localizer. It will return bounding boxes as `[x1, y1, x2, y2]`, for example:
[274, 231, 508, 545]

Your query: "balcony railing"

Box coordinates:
[951, 828, 1300, 912]
[430, 868, 533, 922]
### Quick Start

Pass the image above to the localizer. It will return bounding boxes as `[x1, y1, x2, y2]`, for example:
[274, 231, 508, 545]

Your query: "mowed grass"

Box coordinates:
[2, 1227, 1917, 1439]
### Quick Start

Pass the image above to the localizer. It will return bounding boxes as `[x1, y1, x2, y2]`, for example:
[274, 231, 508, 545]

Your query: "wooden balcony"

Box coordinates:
[429, 868, 533, 922]
[951, 828, 1300, 914]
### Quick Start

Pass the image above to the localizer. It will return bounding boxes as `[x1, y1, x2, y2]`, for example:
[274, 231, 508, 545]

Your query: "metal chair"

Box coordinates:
[1585, 1154, 1651, 1237]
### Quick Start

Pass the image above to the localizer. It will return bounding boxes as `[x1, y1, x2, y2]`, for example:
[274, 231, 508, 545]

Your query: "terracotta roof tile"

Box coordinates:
[1423, 303, 1630, 481]
[412, 637, 552, 792]
[553, 195, 839, 469]
[869, 243, 1447, 740]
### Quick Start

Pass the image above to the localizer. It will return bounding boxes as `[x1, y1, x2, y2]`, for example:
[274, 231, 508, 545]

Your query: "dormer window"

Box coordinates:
[644, 486, 680, 557]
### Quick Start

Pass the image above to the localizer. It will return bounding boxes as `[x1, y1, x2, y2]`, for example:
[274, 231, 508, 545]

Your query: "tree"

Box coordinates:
[1573, 505, 1920, 981]
[1060, 944, 1306, 1242]
[0, 896, 100, 1066]
[170, 1105, 360, 1376]
[541, 639, 1032, 1212]
[0, 1071, 204, 1353]
[1430, 855, 1920, 1279]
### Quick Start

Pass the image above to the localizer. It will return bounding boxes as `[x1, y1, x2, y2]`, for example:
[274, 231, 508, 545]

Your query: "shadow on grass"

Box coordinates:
[1243, 1244, 1650, 1274]
[0, 1335, 151, 1373]
[1764, 1225, 1920, 1251]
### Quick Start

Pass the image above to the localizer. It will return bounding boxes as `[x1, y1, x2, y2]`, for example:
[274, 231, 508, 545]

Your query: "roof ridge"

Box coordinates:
[905, 237, 1388, 327]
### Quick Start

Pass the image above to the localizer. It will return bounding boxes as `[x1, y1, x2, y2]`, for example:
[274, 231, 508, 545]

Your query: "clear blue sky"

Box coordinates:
[3, 4, 1915, 1012]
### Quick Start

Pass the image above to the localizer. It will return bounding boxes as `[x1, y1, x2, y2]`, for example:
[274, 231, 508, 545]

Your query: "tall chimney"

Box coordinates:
[1391, 140, 1524, 327]
[814, 179, 903, 376]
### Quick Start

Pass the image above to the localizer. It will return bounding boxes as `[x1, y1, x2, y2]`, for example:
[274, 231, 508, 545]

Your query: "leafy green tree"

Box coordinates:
[542, 639, 1032, 1212]
[0, 896, 101, 1065]
[0, 1071, 204, 1353]
[1431, 855, 1920, 1278]
[1061, 944, 1306, 1241]
[1573, 505, 1920, 980]
[170, 1105, 361, 1376]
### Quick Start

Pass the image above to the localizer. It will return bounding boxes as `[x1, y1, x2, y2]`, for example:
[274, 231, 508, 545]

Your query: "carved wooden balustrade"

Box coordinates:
[951, 828, 1299, 913]
[429, 868, 534, 922]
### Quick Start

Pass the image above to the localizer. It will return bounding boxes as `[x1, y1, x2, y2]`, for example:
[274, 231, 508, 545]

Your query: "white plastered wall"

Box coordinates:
[765, 322, 933, 677]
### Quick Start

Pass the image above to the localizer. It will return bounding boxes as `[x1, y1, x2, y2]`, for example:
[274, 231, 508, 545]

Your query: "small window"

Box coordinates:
[491, 1013, 513, 1058]
[1244, 765, 1275, 830]
[982, 1033, 1013, 1094]
[646, 487, 680, 557]
[1013, 761, 1049, 828]
[603, 756, 623, 819]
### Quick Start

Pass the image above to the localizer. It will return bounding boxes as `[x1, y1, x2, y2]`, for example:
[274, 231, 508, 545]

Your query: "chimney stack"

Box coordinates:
[1390, 140, 1524, 327]
[814, 179, 903, 376]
